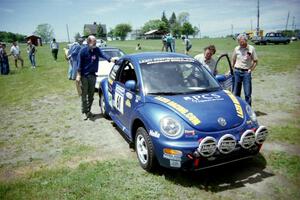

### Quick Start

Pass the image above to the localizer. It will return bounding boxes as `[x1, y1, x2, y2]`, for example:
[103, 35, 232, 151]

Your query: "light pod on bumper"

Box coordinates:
[197, 136, 217, 157]
[239, 130, 256, 149]
[218, 134, 236, 154]
[255, 126, 268, 144]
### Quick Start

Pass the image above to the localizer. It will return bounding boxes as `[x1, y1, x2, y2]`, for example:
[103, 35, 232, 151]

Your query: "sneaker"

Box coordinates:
[87, 112, 95, 119]
[82, 113, 88, 121]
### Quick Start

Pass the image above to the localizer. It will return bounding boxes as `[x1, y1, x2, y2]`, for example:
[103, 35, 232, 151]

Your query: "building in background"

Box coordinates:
[144, 29, 166, 39]
[25, 35, 42, 46]
[83, 22, 107, 40]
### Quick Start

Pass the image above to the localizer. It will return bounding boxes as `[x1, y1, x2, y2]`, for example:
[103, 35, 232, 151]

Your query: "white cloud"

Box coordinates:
[0, 8, 14, 13]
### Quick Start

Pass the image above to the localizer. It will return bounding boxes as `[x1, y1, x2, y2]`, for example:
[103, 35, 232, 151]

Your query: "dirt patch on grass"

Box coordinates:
[0, 90, 134, 181]
[252, 66, 300, 126]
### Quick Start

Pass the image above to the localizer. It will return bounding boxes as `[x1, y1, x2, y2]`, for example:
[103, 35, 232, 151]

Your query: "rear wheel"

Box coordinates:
[135, 127, 157, 172]
[99, 93, 109, 119]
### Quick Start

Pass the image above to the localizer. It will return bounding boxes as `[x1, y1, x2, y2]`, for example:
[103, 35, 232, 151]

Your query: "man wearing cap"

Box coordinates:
[76, 35, 117, 120]
[232, 34, 258, 106]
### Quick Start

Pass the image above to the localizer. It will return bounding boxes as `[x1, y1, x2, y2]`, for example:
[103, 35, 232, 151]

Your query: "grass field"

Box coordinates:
[0, 38, 300, 200]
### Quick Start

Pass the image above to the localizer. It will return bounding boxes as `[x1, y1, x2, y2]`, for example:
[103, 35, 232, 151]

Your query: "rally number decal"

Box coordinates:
[113, 85, 125, 114]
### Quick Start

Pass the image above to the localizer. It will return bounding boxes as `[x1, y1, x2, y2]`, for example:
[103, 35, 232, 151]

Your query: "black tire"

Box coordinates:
[99, 93, 109, 119]
[135, 127, 158, 172]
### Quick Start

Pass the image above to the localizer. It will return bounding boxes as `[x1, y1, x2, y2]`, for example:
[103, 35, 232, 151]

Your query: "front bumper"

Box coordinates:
[154, 125, 267, 170]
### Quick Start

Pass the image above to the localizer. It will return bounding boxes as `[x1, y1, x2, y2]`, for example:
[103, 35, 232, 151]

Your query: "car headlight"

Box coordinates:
[160, 117, 183, 139]
[246, 105, 257, 122]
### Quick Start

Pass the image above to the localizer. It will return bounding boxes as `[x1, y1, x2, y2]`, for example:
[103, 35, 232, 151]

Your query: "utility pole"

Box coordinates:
[292, 16, 295, 30]
[231, 24, 233, 36]
[198, 24, 201, 39]
[256, 0, 260, 36]
[66, 24, 70, 43]
[285, 11, 290, 30]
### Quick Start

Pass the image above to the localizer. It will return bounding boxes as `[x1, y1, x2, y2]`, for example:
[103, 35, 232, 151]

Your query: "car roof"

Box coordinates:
[123, 52, 193, 61]
[100, 47, 121, 50]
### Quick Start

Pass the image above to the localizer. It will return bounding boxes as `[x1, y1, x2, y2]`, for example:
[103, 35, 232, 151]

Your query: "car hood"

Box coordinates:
[96, 60, 114, 76]
[146, 90, 246, 132]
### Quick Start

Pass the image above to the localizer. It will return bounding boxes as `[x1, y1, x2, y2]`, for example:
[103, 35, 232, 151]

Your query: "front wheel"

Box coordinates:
[99, 93, 109, 119]
[135, 127, 158, 172]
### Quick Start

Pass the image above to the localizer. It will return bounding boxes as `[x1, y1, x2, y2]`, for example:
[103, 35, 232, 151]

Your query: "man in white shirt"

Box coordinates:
[194, 45, 217, 75]
[182, 36, 192, 54]
[10, 41, 24, 68]
[232, 34, 258, 106]
[50, 38, 59, 61]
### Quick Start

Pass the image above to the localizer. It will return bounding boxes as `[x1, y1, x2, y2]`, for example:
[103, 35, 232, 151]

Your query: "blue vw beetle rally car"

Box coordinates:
[98, 52, 268, 171]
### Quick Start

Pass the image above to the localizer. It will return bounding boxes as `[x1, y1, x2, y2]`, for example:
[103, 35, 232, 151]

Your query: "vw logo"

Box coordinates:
[218, 117, 227, 126]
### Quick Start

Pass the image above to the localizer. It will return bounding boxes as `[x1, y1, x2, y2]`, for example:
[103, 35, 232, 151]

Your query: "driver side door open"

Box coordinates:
[214, 54, 235, 91]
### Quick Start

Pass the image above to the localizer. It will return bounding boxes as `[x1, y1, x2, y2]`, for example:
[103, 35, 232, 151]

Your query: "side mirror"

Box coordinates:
[215, 74, 226, 82]
[125, 80, 136, 91]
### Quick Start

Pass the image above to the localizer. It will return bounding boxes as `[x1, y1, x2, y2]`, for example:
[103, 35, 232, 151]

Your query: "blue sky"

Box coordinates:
[0, 0, 300, 41]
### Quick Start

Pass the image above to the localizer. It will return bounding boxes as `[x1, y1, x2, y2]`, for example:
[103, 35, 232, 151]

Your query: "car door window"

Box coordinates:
[118, 61, 138, 84]
[109, 64, 121, 82]
[215, 54, 234, 91]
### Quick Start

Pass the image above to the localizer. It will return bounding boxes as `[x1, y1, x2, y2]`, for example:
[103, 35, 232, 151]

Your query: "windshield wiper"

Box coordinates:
[183, 87, 220, 94]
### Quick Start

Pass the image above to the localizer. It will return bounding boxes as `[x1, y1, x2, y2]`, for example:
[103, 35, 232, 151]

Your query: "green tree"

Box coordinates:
[178, 12, 190, 25]
[0, 31, 26, 43]
[161, 11, 169, 30]
[74, 32, 81, 41]
[181, 22, 195, 37]
[142, 19, 168, 34]
[193, 26, 200, 38]
[114, 23, 132, 40]
[169, 12, 177, 26]
[83, 27, 91, 37]
[34, 23, 54, 43]
[96, 24, 106, 39]
[171, 22, 182, 38]
[107, 28, 114, 40]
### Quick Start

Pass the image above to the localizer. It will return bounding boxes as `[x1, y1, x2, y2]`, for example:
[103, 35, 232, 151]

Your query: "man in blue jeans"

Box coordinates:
[232, 34, 258, 106]
[27, 40, 36, 68]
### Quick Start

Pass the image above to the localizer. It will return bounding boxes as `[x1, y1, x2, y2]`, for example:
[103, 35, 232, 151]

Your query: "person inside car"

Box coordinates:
[194, 45, 217, 75]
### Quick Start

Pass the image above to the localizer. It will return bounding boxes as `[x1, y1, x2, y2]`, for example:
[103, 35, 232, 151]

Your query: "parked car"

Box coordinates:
[82, 38, 107, 47]
[96, 39, 107, 47]
[290, 36, 298, 41]
[98, 52, 268, 171]
[95, 47, 126, 89]
[252, 32, 290, 45]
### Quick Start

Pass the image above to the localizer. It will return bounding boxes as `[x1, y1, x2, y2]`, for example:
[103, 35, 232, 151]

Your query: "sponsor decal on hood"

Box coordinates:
[223, 90, 244, 119]
[155, 96, 201, 126]
[149, 90, 245, 132]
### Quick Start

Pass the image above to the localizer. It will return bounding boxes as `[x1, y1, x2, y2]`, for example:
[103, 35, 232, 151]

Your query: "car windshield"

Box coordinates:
[103, 50, 125, 58]
[140, 61, 221, 95]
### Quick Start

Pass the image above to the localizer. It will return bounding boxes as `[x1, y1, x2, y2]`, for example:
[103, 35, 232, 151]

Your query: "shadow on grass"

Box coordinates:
[255, 110, 267, 116]
[110, 118, 273, 193]
[153, 153, 273, 193]
[89, 113, 103, 121]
